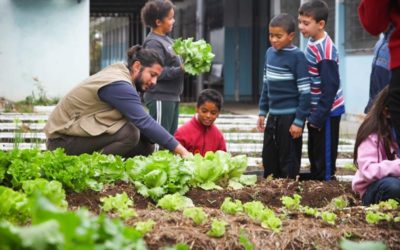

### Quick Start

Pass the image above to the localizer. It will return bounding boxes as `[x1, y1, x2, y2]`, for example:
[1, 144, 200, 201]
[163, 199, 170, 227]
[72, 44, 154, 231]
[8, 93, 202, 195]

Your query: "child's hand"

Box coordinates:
[289, 124, 303, 139]
[257, 116, 266, 132]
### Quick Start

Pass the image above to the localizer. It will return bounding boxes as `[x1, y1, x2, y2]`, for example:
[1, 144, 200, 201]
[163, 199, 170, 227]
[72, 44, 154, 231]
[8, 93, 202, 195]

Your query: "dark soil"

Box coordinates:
[66, 179, 400, 250]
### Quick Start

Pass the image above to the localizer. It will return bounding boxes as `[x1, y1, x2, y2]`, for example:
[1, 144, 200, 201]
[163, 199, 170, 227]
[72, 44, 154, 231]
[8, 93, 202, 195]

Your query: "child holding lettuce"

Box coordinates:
[141, 0, 185, 136]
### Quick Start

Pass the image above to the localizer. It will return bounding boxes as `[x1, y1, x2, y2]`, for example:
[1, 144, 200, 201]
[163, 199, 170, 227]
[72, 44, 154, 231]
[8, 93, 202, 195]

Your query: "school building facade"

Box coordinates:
[0, 0, 379, 114]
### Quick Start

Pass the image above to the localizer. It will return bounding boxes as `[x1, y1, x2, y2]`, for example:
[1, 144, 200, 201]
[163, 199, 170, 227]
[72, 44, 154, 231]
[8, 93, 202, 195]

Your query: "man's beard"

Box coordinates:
[134, 69, 145, 92]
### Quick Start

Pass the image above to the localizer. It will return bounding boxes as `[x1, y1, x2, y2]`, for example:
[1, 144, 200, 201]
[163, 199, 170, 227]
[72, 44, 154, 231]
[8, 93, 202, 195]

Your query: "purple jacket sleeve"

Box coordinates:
[98, 81, 179, 151]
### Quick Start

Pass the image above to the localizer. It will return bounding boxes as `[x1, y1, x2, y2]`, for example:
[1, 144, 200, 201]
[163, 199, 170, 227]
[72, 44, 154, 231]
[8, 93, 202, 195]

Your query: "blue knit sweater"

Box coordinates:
[259, 45, 311, 127]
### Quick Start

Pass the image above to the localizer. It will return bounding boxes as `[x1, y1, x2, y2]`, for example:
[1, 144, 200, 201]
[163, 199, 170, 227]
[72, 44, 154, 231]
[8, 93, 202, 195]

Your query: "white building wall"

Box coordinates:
[0, 0, 89, 101]
[342, 55, 372, 114]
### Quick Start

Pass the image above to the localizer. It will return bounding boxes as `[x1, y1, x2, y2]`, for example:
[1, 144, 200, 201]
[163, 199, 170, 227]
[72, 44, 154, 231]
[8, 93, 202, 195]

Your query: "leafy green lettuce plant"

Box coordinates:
[239, 228, 254, 250]
[281, 194, 302, 211]
[365, 211, 393, 224]
[320, 211, 337, 225]
[100, 192, 137, 220]
[243, 201, 282, 232]
[183, 207, 208, 225]
[0, 195, 147, 250]
[207, 219, 228, 237]
[135, 219, 156, 236]
[126, 151, 192, 202]
[22, 178, 67, 209]
[220, 197, 243, 215]
[172, 38, 215, 76]
[0, 186, 30, 224]
[157, 193, 194, 212]
[331, 196, 348, 210]
[187, 151, 250, 191]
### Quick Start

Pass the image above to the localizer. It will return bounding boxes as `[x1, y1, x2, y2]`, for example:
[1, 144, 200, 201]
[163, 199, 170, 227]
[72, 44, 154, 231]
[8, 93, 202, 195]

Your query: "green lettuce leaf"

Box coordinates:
[172, 38, 215, 76]
[207, 219, 228, 237]
[157, 193, 194, 211]
[183, 207, 208, 225]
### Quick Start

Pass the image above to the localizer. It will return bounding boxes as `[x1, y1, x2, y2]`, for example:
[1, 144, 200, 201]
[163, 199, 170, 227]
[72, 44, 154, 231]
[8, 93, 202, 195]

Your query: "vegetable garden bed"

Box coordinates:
[66, 180, 400, 250]
[1, 112, 395, 249]
[0, 148, 399, 249]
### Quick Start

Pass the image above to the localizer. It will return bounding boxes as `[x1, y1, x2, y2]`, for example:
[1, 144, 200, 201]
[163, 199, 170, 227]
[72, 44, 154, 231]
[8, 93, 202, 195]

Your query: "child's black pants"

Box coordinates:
[262, 114, 302, 179]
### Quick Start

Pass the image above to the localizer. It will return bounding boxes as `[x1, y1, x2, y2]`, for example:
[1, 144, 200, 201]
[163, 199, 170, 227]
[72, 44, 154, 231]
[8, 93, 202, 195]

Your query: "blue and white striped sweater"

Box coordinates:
[305, 33, 345, 128]
[259, 46, 311, 127]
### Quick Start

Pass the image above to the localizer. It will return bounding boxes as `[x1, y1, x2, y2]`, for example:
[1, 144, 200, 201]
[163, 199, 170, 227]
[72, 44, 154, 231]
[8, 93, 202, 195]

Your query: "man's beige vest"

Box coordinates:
[44, 63, 133, 138]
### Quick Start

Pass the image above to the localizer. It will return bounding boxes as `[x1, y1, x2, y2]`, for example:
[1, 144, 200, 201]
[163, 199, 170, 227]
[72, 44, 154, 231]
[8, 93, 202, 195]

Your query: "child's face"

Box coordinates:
[156, 8, 175, 34]
[269, 26, 294, 50]
[196, 101, 220, 127]
[298, 15, 325, 39]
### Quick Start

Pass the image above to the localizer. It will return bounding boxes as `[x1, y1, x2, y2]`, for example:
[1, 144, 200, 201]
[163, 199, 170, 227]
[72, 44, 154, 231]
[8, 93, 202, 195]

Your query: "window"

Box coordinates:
[344, 0, 378, 53]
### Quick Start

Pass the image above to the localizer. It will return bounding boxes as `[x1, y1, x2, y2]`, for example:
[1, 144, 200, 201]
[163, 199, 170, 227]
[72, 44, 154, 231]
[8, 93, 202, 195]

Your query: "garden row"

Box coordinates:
[1, 147, 399, 249]
[0, 113, 356, 181]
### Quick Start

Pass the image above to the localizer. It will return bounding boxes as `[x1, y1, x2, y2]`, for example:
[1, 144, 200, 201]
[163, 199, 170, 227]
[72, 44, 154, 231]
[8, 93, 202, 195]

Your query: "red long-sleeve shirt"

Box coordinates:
[174, 116, 226, 156]
[359, 0, 400, 69]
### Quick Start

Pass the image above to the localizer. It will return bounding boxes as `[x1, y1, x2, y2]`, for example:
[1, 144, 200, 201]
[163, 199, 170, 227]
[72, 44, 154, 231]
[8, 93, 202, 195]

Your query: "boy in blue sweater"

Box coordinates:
[257, 13, 311, 179]
[298, 0, 345, 180]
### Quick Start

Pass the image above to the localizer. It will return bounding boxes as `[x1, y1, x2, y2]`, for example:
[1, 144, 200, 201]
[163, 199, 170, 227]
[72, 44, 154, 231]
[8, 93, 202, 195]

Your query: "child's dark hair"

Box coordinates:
[127, 45, 164, 68]
[353, 86, 397, 167]
[298, 0, 329, 24]
[197, 89, 223, 111]
[269, 13, 296, 34]
[141, 0, 175, 28]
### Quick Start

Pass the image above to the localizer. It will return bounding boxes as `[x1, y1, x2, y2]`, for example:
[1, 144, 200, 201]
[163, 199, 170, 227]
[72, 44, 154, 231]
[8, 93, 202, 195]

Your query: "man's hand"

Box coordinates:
[257, 116, 266, 132]
[174, 144, 191, 158]
[289, 124, 303, 139]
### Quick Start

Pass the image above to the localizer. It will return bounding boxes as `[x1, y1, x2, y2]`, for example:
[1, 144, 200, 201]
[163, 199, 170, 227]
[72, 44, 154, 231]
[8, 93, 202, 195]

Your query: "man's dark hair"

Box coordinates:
[269, 13, 296, 34]
[141, 0, 175, 28]
[127, 45, 164, 68]
[197, 89, 223, 111]
[298, 0, 329, 24]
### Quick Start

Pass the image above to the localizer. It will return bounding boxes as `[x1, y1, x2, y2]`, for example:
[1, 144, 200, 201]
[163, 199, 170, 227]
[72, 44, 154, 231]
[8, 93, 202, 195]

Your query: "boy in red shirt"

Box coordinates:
[174, 89, 226, 156]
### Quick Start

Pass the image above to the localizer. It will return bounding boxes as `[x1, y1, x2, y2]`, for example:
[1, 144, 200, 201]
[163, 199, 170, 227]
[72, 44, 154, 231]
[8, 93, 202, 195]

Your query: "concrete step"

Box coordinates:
[0, 123, 45, 131]
[0, 132, 47, 140]
[0, 141, 355, 154]
[227, 143, 354, 153]
[0, 113, 258, 122]
[1, 142, 47, 150]
[247, 157, 353, 168]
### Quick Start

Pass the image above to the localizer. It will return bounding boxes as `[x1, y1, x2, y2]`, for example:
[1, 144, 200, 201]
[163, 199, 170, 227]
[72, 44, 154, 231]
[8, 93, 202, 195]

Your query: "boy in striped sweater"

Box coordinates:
[298, 0, 345, 181]
[257, 13, 311, 179]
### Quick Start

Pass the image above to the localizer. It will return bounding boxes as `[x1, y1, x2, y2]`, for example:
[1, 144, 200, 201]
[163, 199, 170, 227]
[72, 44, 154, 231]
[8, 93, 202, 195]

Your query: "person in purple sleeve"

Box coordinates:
[44, 45, 190, 158]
